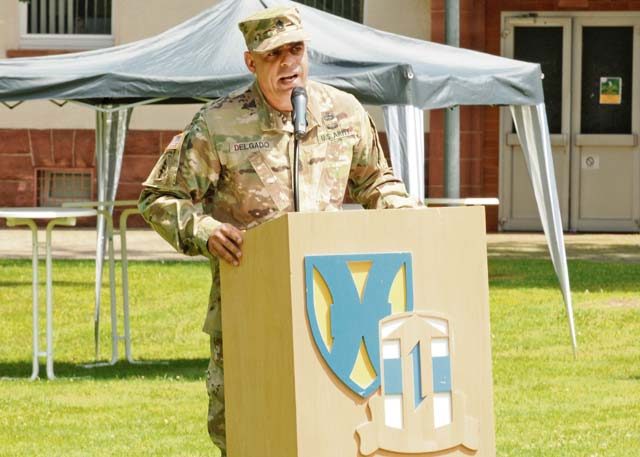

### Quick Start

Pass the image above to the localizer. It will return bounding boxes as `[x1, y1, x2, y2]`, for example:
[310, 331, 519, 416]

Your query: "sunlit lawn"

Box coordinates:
[0, 257, 638, 456]
[490, 259, 640, 456]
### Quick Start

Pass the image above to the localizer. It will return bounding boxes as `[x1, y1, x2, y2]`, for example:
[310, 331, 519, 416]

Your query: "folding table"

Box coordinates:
[0, 207, 97, 380]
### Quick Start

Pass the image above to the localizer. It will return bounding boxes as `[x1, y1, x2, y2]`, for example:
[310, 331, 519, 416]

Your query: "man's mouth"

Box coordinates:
[279, 73, 299, 85]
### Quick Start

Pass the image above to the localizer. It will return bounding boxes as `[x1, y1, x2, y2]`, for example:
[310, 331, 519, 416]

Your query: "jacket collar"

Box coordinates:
[251, 81, 321, 134]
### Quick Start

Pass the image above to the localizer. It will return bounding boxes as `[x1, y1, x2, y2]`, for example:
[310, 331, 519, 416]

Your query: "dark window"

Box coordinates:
[27, 0, 112, 35]
[296, 0, 363, 23]
[581, 26, 633, 134]
[514, 26, 563, 134]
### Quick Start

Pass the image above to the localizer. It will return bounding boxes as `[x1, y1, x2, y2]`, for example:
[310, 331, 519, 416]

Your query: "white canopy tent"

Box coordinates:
[0, 0, 576, 354]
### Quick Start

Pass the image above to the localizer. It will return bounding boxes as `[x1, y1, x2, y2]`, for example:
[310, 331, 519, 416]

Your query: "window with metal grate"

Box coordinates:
[296, 0, 363, 23]
[36, 168, 94, 207]
[19, 0, 114, 49]
[25, 0, 112, 35]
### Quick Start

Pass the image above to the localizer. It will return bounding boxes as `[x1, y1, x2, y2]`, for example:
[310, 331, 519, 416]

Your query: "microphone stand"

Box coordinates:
[290, 86, 307, 213]
[293, 136, 300, 212]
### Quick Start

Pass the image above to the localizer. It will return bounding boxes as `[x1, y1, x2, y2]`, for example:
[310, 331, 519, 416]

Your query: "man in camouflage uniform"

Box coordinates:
[139, 6, 420, 456]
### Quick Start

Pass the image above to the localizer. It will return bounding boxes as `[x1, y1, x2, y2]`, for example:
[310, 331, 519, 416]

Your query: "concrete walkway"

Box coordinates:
[0, 228, 194, 261]
[0, 228, 638, 262]
[488, 233, 640, 263]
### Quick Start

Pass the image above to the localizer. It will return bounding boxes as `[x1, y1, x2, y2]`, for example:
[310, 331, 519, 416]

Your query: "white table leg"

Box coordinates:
[107, 214, 118, 365]
[45, 221, 55, 380]
[29, 223, 40, 381]
[2, 208, 98, 379]
[120, 208, 137, 362]
[117, 208, 166, 366]
[61, 200, 142, 364]
[92, 209, 119, 365]
[44, 217, 77, 380]
[7, 218, 40, 380]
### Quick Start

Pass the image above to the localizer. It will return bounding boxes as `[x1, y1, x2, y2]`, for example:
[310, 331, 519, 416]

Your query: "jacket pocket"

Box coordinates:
[248, 151, 291, 211]
[317, 142, 350, 207]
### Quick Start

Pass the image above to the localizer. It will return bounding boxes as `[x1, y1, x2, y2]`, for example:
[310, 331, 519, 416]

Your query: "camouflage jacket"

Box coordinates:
[139, 80, 420, 335]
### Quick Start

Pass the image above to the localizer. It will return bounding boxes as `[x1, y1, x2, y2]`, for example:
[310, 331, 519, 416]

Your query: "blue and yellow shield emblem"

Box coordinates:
[304, 253, 414, 397]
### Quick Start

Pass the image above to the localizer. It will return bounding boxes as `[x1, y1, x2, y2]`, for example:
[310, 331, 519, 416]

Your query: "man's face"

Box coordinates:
[244, 41, 309, 112]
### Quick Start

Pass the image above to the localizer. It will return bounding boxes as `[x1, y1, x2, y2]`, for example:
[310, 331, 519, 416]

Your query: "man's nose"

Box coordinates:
[281, 50, 298, 66]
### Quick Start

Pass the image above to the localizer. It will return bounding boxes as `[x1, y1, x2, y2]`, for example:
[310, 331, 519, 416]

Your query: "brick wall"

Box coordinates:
[0, 129, 97, 208]
[0, 128, 175, 228]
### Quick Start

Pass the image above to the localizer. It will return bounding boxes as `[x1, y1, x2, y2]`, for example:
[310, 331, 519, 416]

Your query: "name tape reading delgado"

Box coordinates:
[232, 141, 271, 151]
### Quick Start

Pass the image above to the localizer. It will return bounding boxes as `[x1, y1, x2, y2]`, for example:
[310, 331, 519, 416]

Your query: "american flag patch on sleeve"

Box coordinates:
[167, 134, 183, 150]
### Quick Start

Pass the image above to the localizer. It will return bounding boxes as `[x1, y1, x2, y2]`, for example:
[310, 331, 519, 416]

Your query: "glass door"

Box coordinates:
[500, 16, 572, 231]
[570, 17, 640, 231]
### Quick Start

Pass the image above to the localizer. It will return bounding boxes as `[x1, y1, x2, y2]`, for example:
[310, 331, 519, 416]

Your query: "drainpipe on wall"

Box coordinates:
[444, 0, 460, 198]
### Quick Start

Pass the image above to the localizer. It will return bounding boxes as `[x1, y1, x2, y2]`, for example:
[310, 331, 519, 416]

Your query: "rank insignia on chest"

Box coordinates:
[322, 111, 339, 130]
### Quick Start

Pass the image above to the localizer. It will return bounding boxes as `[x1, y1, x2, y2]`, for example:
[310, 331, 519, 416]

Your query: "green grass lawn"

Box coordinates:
[0, 258, 638, 456]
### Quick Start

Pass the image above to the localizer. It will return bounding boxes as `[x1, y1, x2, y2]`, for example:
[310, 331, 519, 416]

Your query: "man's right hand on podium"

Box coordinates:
[207, 223, 244, 266]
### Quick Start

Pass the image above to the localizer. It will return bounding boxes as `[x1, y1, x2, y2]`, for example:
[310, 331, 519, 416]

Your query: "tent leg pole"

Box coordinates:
[94, 110, 104, 361]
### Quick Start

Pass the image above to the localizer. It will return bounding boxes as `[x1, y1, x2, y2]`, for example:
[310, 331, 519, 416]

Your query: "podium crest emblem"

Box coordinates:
[304, 255, 479, 455]
[304, 253, 414, 397]
[355, 312, 479, 455]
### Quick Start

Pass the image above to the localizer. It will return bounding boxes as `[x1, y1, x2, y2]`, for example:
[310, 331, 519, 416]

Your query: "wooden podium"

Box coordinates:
[220, 207, 495, 457]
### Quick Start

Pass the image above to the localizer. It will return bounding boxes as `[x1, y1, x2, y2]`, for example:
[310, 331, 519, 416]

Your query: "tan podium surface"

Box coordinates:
[220, 207, 494, 457]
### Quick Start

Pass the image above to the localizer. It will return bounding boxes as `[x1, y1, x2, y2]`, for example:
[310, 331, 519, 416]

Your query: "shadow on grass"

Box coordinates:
[0, 280, 95, 288]
[0, 358, 208, 381]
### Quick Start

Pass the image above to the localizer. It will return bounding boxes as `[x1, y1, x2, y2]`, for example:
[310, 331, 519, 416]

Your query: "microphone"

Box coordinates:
[291, 86, 308, 139]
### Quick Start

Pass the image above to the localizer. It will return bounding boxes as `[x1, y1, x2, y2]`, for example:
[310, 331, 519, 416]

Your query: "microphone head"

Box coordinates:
[291, 86, 308, 139]
[291, 86, 307, 100]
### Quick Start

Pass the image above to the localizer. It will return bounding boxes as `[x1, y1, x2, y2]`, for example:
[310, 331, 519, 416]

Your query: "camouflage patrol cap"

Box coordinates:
[238, 6, 310, 53]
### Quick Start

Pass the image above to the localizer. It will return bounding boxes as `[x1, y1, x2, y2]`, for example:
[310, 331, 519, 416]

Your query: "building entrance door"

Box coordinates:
[500, 14, 640, 232]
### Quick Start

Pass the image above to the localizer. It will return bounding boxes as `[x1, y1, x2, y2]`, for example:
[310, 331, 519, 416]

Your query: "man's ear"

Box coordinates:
[244, 51, 256, 73]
